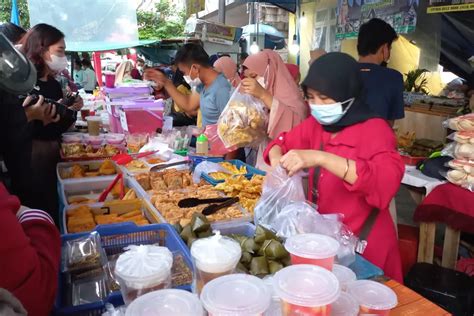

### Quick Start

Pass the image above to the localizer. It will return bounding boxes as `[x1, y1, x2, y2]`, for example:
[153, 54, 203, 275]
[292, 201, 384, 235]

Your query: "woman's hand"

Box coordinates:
[69, 95, 84, 111]
[280, 150, 322, 176]
[23, 96, 60, 125]
[241, 77, 267, 99]
[144, 69, 170, 89]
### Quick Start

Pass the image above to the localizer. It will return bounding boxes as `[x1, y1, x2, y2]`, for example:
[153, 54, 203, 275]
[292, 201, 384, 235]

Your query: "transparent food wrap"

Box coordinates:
[62, 231, 107, 274]
[444, 114, 474, 132]
[217, 88, 268, 148]
[442, 142, 474, 161]
[445, 160, 474, 192]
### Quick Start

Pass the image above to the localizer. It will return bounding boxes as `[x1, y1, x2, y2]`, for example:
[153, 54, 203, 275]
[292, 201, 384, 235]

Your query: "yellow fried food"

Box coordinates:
[99, 160, 116, 175]
[214, 175, 263, 214]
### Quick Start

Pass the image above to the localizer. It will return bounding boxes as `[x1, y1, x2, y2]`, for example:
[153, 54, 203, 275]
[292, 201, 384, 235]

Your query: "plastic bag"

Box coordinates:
[62, 231, 107, 274]
[204, 124, 236, 155]
[192, 161, 230, 184]
[445, 168, 474, 192]
[447, 131, 474, 144]
[217, 85, 268, 148]
[254, 166, 305, 228]
[271, 201, 357, 266]
[443, 114, 474, 132]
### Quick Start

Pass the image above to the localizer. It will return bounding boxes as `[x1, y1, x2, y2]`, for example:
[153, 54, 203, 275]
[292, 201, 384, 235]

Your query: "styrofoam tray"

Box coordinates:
[57, 160, 121, 185]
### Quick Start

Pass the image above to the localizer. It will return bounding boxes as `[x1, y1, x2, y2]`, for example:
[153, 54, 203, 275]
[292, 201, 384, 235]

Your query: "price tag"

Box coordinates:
[119, 110, 129, 132]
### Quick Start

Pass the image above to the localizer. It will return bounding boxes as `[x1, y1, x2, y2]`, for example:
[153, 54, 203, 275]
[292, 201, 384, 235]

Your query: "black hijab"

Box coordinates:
[302, 52, 379, 132]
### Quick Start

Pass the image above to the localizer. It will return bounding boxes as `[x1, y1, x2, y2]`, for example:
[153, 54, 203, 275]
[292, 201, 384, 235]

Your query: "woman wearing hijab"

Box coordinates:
[214, 56, 241, 88]
[285, 63, 300, 84]
[265, 53, 404, 282]
[241, 49, 308, 170]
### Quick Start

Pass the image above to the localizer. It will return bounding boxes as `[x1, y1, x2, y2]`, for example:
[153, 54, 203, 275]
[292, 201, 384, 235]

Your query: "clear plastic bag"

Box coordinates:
[62, 231, 106, 274]
[204, 124, 236, 155]
[254, 166, 305, 229]
[217, 85, 268, 148]
[443, 114, 474, 132]
[271, 201, 358, 266]
[192, 161, 230, 184]
[445, 168, 474, 192]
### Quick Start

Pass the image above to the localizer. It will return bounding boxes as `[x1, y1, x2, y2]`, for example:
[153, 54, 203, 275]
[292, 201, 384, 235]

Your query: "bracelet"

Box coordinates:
[342, 158, 350, 180]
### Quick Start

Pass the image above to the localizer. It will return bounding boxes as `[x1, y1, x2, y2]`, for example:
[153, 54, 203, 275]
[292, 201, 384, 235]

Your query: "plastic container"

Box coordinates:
[105, 133, 125, 145]
[56, 160, 119, 186]
[211, 221, 256, 237]
[263, 275, 282, 316]
[118, 103, 164, 134]
[162, 115, 173, 132]
[62, 132, 84, 143]
[104, 72, 115, 88]
[84, 134, 104, 146]
[115, 245, 173, 305]
[86, 116, 102, 136]
[196, 134, 209, 155]
[190, 233, 241, 294]
[125, 289, 204, 316]
[201, 274, 271, 316]
[54, 223, 193, 316]
[188, 154, 224, 171]
[284, 233, 340, 270]
[273, 264, 340, 316]
[332, 264, 356, 292]
[202, 159, 266, 185]
[331, 292, 359, 316]
[347, 280, 397, 315]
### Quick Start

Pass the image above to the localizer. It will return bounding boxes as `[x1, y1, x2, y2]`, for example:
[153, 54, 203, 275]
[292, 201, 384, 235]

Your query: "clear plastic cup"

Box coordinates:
[347, 280, 398, 315]
[105, 133, 125, 145]
[84, 134, 104, 146]
[332, 264, 356, 292]
[86, 116, 102, 136]
[201, 274, 271, 316]
[331, 292, 359, 316]
[125, 289, 204, 316]
[273, 264, 340, 316]
[115, 245, 173, 305]
[190, 233, 241, 294]
[284, 233, 340, 270]
[262, 275, 282, 316]
[62, 132, 83, 143]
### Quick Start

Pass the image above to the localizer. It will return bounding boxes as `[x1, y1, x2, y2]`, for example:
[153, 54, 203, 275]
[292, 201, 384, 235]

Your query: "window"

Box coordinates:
[312, 7, 339, 52]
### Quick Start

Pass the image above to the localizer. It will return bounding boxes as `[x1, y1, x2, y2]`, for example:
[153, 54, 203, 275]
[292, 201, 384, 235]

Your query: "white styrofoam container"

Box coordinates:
[56, 160, 121, 185]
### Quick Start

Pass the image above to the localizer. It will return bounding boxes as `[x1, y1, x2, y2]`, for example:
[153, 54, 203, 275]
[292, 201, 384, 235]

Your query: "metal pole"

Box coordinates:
[218, 0, 226, 24]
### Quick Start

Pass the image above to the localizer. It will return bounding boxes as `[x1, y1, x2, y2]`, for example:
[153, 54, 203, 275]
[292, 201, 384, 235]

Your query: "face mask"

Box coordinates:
[46, 54, 68, 73]
[137, 66, 143, 72]
[184, 66, 202, 88]
[257, 76, 266, 89]
[309, 98, 355, 125]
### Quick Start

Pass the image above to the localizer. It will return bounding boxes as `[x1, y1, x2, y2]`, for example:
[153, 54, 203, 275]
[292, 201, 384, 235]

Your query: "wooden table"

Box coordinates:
[385, 279, 451, 315]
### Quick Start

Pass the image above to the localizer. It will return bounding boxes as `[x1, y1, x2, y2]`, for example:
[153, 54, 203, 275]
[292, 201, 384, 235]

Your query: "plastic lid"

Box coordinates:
[201, 274, 271, 315]
[85, 116, 102, 122]
[125, 289, 204, 316]
[190, 233, 241, 273]
[197, 134, 208, 143]
[273, 264, 340, 307]
[284, 233, 340, 259]
[115, 245, 172, 289]
[331, 292, 359, 316]
[347, 280, 398, 310]
[332, 264, 356, 286]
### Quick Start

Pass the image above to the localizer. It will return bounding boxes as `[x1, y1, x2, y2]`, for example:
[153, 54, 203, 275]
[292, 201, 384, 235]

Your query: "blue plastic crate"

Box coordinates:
[54, 223, 192, 316]
[201, 160, 266, 186]
[188, 154, 224, 171]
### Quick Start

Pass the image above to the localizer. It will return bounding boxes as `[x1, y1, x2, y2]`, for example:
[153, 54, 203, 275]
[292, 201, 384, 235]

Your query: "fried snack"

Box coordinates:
[214, 175, 263, 214]
[105, 144, 120, 156]
[135, 173, 151, 191]
[68, 196, 96, 205]
[147, 157, 165, 165]
[135, 169, 195, 192]
[122, 189, 137, 200]
[152, 185, 244, 224]
[218, 98, 268, 148]
[209, 162, 248, 180]
[68, 216, 96, 233]
[70, 164, 86, 178]
[99, 160, 116, 175]
[61, 144, 122, 158]
[397, 131, 416, 149]
[95, 214, 120, 225]
[120, 210, 142, 219]
[67, 205, 93, 218]
[125, 160, 148, 172]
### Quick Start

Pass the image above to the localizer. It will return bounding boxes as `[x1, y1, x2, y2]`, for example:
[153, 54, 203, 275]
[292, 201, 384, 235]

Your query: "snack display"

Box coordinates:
[59, 160, 116, 179]
[61, 143, 122, 159]
[151, 185, 245, 225]
[66, 186, 135, 205]
[134, 169, 194, 192]
[217, 90, 268, 148]
[63, 232, 105, 273]
[115, 245, 173, 305]
[208, 161, 247, 180]
[446, 169, 474, 191]
[454, 142, 474, 160]
[448, 159, 474, 175]
[453, 131, 474, 144]
[126, 133, 149, 153]
[125, 289, 204, 316]
[66, 205, 150, 233]
[214, 175, 264, 214]
[200, 274, 271, 316]
[190, 233, 241, 294]
[284, 233, 340, 271]
[347, 280, 397, 315]
[125, 160, 149, 173]
[273, 264, 340, 316]
[446, 114, 474, 132]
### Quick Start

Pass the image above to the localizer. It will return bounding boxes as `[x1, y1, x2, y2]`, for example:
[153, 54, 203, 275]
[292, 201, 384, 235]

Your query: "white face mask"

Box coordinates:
[257, 76, 266, 89]
[184, 66, 202, 88]
[46, 54, 68, 73]
[309, 98, 355, 125]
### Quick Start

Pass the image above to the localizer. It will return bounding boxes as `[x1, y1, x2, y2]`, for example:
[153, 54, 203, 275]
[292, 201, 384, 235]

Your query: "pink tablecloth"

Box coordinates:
[414, 183, 474, 233]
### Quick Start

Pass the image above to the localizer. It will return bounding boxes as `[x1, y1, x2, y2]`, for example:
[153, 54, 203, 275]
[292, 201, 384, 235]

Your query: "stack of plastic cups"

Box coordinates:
[200, 274, 271, 316]
[273, 264, 340, 316]
[125, 289, 204, 316]
[331, 292, 359, 316]
[262, 275, 282, 316]
[332, 264, 357, 292]
[347, 280, 398, 315]
[284, 233, 340, 270]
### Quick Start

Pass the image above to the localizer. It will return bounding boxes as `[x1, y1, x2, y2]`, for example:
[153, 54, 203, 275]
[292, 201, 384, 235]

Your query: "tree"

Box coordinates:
[0, 0, 30, 28]
[137, 0, 185, 40]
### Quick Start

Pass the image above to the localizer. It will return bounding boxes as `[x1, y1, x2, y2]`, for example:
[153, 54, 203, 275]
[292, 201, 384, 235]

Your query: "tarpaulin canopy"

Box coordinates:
[241, 0, 297, 13]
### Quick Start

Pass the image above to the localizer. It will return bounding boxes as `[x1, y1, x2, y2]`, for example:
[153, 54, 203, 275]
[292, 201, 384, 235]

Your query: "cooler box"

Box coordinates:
[104, 86, 152, 100]
[107, 100, 164, 134]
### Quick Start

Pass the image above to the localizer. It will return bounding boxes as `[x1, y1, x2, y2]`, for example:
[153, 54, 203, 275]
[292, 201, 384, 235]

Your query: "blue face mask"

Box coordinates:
[309, 98, 355, 125]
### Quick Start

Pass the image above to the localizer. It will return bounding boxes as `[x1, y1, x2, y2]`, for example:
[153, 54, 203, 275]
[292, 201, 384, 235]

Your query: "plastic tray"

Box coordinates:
[400, 154, 426, 166]
[118, 153, 187, 177]
[201, 160, 266, 186]
[60, 144, 127, 162]
[188, 154, 224, 171]
[57, 160, 121, 186]
[54, 223, 192, 316]
[62, 198, 165, 234]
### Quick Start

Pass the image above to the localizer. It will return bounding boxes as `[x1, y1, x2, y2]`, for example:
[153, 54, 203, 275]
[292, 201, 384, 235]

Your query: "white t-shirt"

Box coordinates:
[82, 68, 97, 91]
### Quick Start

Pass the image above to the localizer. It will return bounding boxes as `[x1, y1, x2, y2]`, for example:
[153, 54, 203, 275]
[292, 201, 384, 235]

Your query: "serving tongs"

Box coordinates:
[149, 159, 191, 172]
[178, 197, 234, 208]
[98, 174, 124, 202]
[202, 197, 240, 216]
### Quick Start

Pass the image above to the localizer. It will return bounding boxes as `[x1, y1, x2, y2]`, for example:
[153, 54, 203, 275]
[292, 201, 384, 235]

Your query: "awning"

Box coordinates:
[66, 40, 158, 53]
[242, 0, 296, 13]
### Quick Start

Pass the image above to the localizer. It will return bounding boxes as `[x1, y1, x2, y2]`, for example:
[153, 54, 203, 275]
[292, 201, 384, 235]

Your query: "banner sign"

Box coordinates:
[336, 0, 419, 40]
[427, 1, 474, 13]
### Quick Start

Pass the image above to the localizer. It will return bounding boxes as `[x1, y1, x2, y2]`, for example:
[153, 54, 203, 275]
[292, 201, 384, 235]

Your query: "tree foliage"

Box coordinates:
[137, 0, 185, 40]
[0, 0, 30, 28]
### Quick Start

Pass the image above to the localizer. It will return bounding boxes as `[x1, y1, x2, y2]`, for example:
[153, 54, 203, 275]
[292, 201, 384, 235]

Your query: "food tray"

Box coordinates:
[60, 145, 127, 162]
[201, 159, 266, 186]
[57, 160, 121, 185]
[401, 154, 426, 166]
[54, 223, 192, 316]
[61, 198, 165, 234]
[119, 153, 187, 176]
[188, 154, 224, 170]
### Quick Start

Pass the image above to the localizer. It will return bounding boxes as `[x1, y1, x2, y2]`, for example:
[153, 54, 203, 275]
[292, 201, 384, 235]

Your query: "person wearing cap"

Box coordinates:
[265, 52, 404, 282]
